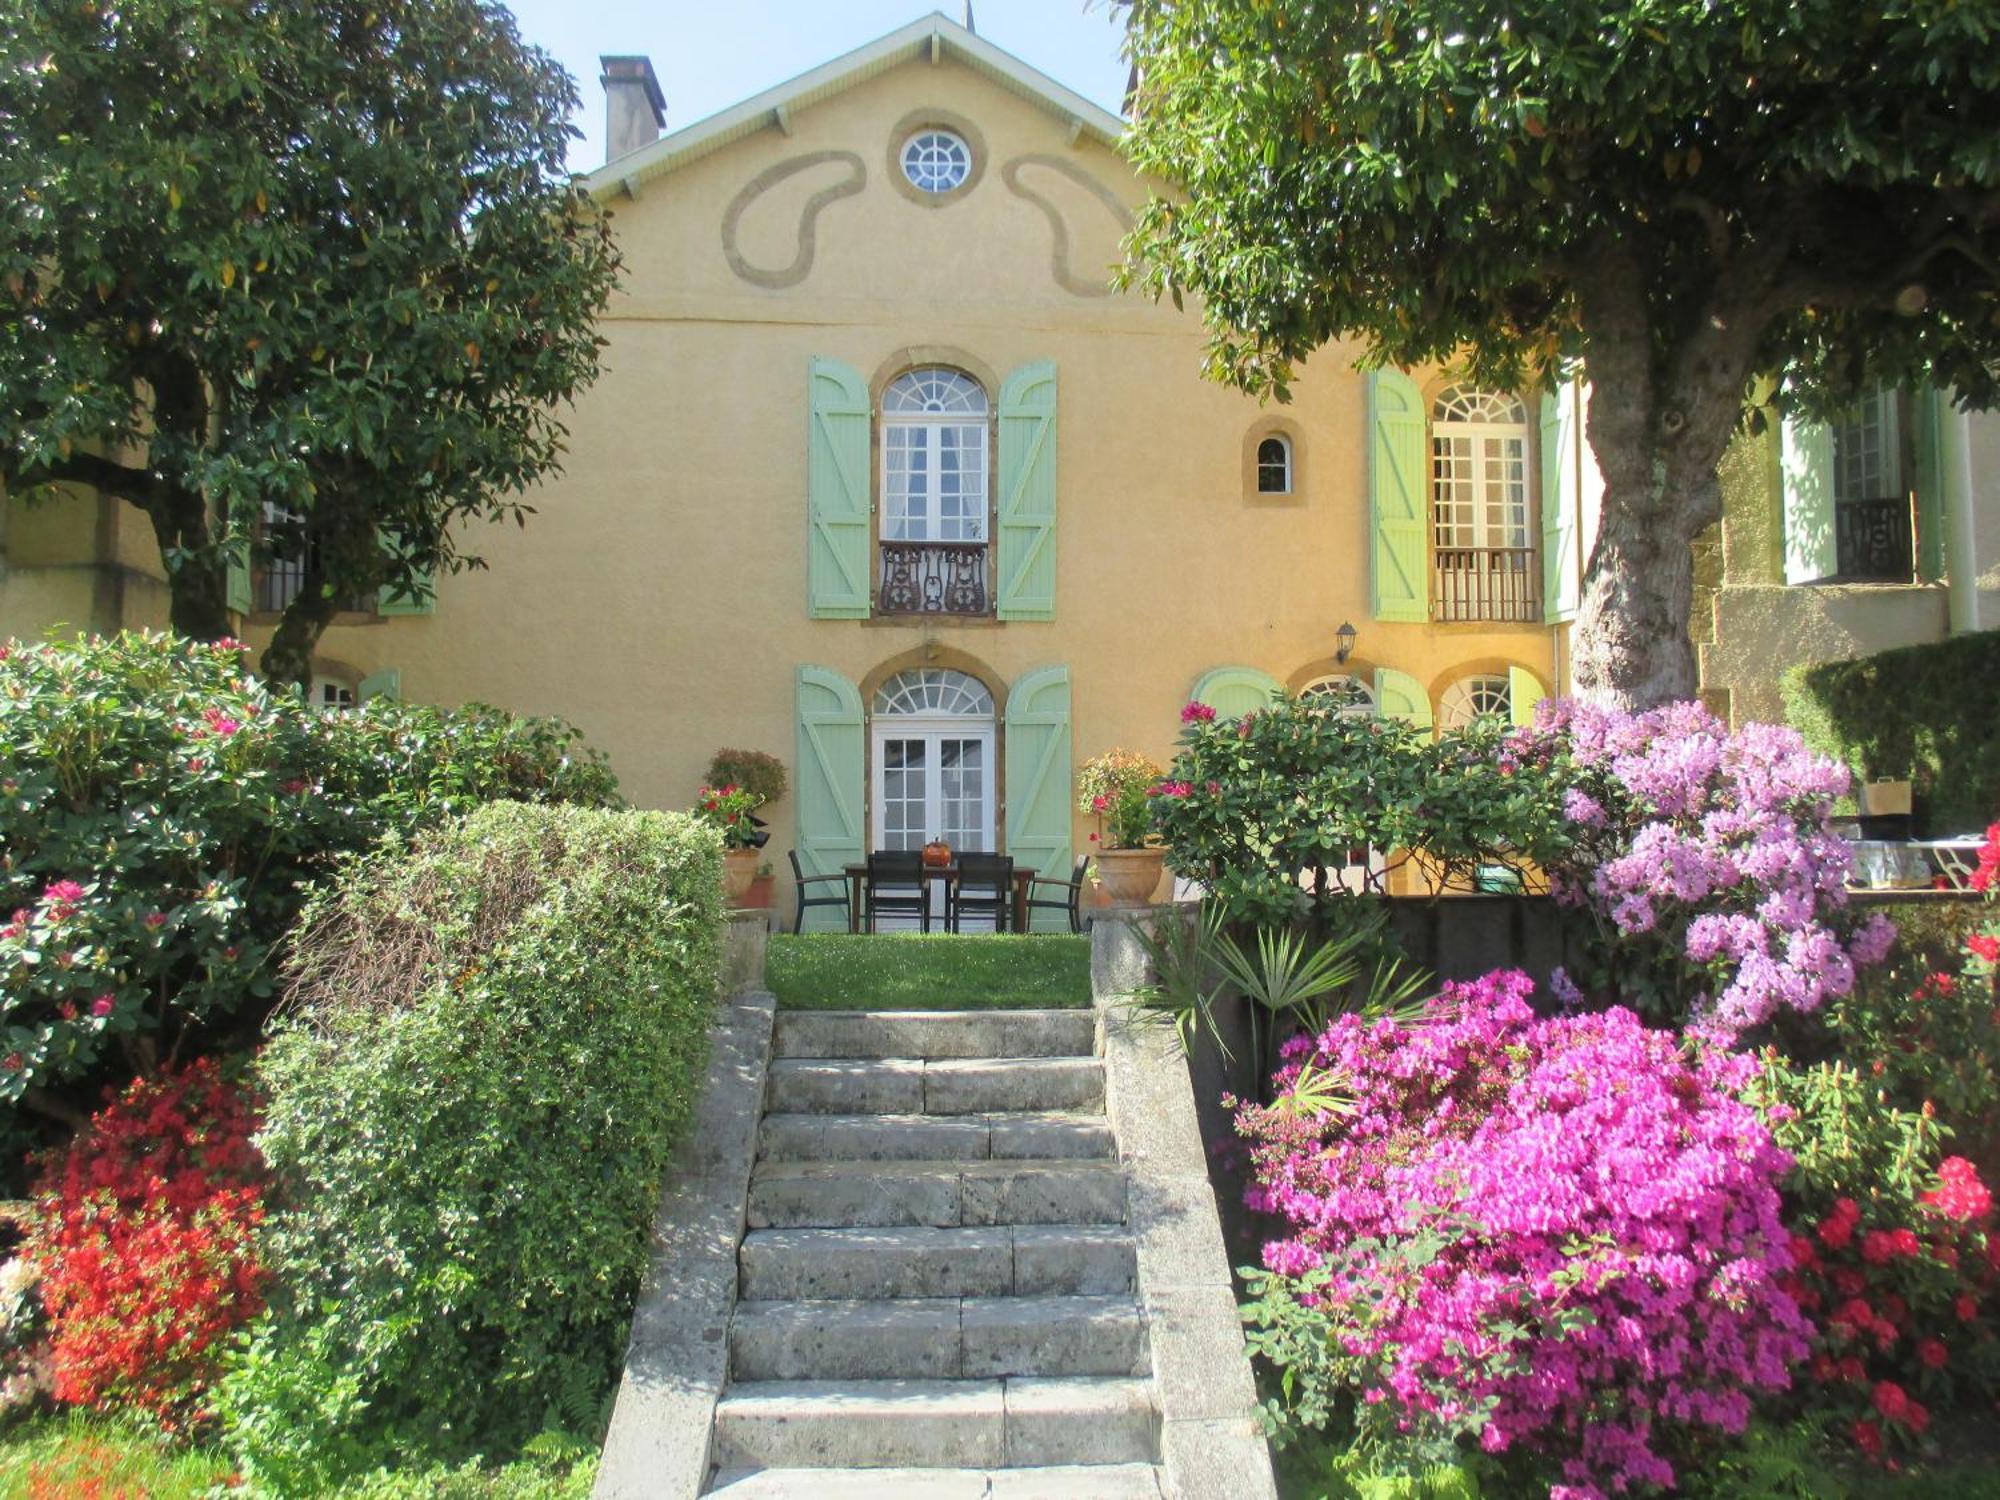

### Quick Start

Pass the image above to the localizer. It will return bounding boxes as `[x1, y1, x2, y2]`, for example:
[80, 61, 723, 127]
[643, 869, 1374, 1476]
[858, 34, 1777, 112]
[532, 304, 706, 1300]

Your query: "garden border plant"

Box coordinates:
[219, 800, 720, 1492]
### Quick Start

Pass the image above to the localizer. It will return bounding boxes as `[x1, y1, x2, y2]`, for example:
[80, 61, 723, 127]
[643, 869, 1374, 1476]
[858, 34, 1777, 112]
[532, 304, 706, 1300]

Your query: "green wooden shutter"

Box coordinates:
[1190, 665, 1283, 721]
[376, 528, 435, 616]
[357, 668, 400, 704]
[1369, 367, 1429, 622]
[1539, 386, 1583, 622]
[225, 550, 251, 617]
[807, 357, 872, 619]
[1912, 386, 1947, 583]
[793, 664, 864, 928]
[1373, 667, 1432, 729]
[1005, 663, 1073, 929]
[1780, 412, 1836, 585]
[1508, 665, 1545, 728]
[997, 360, 1059, 621]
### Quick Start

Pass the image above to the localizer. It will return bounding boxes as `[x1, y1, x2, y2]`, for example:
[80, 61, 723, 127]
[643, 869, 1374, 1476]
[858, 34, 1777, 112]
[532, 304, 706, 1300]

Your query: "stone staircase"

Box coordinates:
[704, 1008, 1167, 1497]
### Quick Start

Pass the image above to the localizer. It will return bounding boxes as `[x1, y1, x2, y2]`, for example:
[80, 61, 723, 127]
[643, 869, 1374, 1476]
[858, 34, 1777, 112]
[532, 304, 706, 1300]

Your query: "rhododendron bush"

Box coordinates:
[1237, 971, 1811, 1498]
[31, 1059, 267, 1425]
[1513, 699, 1893, 1039]
[1152, 696, 1566, 926]
[0, 630, 617, 1119]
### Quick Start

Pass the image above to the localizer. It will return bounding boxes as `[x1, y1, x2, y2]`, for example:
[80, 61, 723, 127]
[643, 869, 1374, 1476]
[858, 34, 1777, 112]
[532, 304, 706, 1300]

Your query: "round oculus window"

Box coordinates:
[900, 129, 972, 194]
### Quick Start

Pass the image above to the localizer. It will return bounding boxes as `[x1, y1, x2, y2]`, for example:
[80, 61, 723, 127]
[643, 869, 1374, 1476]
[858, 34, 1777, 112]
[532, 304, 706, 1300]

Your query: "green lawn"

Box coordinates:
[0, 1415, 231, 1500]
[766, 934, 1092, 1010]
[0, 1413, 597, 1499]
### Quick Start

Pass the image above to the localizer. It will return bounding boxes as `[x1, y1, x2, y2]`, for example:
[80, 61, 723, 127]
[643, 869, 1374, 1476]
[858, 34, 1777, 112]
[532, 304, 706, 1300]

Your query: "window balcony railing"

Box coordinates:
[878, 540, 989, 617]
[254, 559, 372, 615]
[1834, 496, 1915, 582]
[1432, 546, 1541, 624]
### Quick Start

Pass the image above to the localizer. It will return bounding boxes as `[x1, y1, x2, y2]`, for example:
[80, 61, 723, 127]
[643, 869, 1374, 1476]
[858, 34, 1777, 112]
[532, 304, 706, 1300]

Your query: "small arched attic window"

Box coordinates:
[1255, 434, 1293, 494]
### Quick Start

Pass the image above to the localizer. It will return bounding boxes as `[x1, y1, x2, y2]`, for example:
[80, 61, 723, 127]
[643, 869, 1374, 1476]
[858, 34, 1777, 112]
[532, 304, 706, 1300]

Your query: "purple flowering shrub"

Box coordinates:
[1514, 699, 1894, 1040]
[1237, 970, 1812, 1498]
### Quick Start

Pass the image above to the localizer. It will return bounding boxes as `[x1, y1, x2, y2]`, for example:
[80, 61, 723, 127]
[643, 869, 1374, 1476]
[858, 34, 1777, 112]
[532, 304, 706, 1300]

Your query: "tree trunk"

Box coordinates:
[143, 481, 233, 643]
[1568, 472, 1712, 709]
[261, 587, 338, 691]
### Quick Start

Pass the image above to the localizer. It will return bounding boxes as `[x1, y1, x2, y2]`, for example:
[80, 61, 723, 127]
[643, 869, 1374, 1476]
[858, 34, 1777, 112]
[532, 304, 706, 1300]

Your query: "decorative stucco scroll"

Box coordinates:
[1000, 154, 1135, 298]
[720, 150, 866, 289]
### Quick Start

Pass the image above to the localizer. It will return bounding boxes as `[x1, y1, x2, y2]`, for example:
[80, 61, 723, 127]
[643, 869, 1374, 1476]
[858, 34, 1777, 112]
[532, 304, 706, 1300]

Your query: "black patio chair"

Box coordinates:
[1024, 855, 1091, 934]
[788, 848, 850, 935]
[864, 849, 931, 933]
[949, 852, 1014, 933]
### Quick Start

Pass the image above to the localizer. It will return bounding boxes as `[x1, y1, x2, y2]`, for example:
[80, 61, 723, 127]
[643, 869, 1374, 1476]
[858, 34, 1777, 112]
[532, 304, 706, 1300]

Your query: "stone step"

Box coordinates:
[730, 1295, 1149, 1381]
[739, 1225, 1136, 1302]
[766, 1056, 1105, 1116]
[748, 1158, 1127, 1229]
[710, 1377, 1158, 1472]
[757, 1112, 1115, 1164]
[706, 1462, 1166, 1497]
[772, 1009, 1098, 1061]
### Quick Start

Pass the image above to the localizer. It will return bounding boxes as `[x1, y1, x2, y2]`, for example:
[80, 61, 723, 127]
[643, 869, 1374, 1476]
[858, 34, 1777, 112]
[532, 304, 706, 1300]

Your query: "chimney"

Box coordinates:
[600, 55, 666, 163]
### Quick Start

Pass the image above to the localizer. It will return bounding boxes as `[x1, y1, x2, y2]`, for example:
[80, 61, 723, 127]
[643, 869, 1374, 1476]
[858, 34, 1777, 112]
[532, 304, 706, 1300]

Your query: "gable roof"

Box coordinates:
[583, 11, 1127, 201]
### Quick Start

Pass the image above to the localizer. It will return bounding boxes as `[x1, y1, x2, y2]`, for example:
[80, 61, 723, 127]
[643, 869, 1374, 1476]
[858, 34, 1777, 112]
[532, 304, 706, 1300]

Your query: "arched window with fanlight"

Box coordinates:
[878, 368, 991, 616]
[1438, 672, 1514, 729]
[1298, 673, 1376, 716]
[1431, 386, 1536, 622]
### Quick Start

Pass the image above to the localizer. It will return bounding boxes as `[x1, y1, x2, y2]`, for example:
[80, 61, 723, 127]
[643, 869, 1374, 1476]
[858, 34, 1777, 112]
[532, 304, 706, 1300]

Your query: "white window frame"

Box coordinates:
[1833, 385, 1901, 504]
[1431, 387, 1532, 552]
[900, 129, 972, 194]
[881, 369, 989, 545]
[1438, 673, 1513, 729]
[1298, 674, 1376, 716]
[1255, 434, 1293, 495]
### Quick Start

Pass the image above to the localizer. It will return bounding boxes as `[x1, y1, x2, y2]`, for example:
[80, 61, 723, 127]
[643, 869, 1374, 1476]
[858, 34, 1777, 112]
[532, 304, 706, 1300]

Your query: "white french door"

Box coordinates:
[871, 721, 996, 922]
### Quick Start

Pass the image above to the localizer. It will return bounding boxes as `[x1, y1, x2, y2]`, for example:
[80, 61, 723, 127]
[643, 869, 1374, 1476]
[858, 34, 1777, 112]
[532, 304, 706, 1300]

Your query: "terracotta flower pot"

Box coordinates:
[722, 847, 759, 906]
[1095, 846, 1166, 907]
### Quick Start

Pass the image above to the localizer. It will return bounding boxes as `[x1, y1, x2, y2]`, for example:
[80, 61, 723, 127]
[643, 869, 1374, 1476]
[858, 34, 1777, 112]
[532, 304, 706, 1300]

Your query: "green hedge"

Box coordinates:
[221, 802, 721, 1490]
[1780, 630, 2000, 835]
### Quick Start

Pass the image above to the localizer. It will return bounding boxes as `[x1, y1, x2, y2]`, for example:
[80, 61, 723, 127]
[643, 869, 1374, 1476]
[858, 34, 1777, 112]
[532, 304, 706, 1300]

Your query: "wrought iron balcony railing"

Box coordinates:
[878, 540, 990, 616]
[1834, 496, 1915, 582]
[1432, 546, 1541, 623]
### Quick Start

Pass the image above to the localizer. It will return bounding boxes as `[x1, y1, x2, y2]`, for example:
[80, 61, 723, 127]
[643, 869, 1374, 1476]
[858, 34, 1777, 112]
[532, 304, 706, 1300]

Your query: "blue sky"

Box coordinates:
[498, 1, 1132, 172]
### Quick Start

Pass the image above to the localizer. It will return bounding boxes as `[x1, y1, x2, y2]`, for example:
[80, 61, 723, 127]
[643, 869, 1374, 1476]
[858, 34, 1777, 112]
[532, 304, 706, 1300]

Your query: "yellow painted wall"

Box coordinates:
[0, 488, 171, 641]
[7, 53, 1560, 866]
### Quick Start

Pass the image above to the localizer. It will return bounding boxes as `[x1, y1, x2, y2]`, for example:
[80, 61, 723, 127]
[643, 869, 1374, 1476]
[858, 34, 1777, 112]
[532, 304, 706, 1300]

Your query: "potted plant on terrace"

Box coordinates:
[1079, 749, 1168, 906]
[706, 750, 787, 905]
[693, 783, 762, 904]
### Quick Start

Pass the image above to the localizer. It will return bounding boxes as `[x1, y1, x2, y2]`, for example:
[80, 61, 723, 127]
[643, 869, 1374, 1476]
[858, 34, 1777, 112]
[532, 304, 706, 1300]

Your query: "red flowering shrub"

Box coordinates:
[32, 1060, 268, 1425]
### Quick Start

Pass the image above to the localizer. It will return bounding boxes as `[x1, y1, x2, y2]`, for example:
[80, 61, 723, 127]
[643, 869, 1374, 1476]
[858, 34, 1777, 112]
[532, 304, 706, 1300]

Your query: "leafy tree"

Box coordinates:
[0, 0, 620, 686]
[1118, 0, 2000, 706]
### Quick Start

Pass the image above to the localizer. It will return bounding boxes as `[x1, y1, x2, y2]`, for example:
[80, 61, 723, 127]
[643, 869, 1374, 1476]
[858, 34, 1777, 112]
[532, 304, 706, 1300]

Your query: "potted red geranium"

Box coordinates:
[694, 783, 762, 904]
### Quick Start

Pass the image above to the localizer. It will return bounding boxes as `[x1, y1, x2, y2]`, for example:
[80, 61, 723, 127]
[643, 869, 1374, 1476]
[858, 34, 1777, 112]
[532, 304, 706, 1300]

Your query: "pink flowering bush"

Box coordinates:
[1513, 699, 1892, 1040]
[1, 631, 617, 1123]
[1237, 970, 1812, 1498]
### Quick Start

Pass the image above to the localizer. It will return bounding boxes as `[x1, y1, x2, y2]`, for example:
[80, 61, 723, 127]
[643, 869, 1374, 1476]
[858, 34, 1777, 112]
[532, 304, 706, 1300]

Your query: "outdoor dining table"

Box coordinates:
[842, 861, 1037, 934]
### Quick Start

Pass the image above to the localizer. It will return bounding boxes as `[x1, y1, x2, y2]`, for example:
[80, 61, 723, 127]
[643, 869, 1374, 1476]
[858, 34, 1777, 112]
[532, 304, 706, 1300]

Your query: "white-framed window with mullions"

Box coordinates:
[882, 368, 989, 543]
[1438, 673, 1514, 729]
[877, 367, 993, 616]
[900, 128, 972, 194]
[1431, 386, 1537, 622]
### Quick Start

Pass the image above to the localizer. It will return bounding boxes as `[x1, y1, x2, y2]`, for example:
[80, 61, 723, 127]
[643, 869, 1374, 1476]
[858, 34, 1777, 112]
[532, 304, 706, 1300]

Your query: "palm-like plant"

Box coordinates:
[1124, 902, 1428, 1107]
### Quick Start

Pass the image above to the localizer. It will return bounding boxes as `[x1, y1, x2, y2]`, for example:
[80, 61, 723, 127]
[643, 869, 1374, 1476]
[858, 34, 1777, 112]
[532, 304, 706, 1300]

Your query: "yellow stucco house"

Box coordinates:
[4, 15, 1623, 918]
[1696, 390, 2000, 725]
